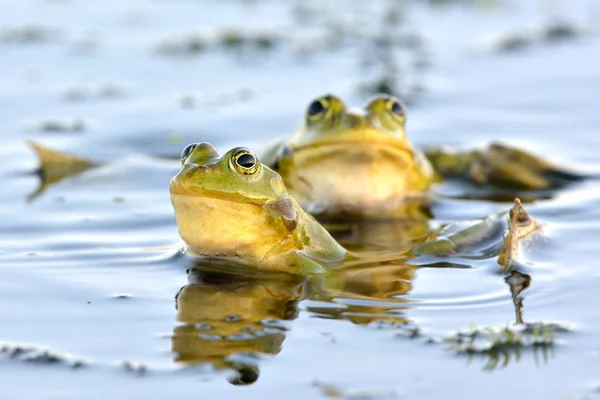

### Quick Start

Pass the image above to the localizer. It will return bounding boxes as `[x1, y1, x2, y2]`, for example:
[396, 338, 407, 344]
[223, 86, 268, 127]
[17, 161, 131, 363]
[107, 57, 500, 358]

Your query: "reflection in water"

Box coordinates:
[505, 271, 531, 325]
[305, 263, 415, 325]
[170, 199, 556, 379]
[446, 321, 562, 372]
[463, 341, 555, 373]
[172, 270, 304, 385]
[318, 201, 434, 251]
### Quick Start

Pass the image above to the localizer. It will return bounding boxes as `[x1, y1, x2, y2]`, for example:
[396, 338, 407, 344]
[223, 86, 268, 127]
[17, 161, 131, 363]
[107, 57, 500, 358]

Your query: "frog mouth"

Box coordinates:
[291, 139, 414, 165]
[293, 136, 413, 154]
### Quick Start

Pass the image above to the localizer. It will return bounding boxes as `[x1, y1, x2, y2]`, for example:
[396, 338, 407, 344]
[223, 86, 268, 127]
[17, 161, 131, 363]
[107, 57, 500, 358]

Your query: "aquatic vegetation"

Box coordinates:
[443, 322, 571, 371]
[0, 25, 62, 44]
[30, 118, 86, 133]
[121, 360, 148, 376]
[154, 29, 280, 58]
[0, 341, 86, 368]
[475, 20, 591, 54]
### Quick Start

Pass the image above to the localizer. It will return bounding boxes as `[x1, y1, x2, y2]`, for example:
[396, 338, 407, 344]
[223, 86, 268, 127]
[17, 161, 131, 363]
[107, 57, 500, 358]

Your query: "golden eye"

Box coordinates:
[180, 143, 198, 164]
[231, 148, 259, 175]
[386, 97, 406, 121]
[306, 96, 330, 121]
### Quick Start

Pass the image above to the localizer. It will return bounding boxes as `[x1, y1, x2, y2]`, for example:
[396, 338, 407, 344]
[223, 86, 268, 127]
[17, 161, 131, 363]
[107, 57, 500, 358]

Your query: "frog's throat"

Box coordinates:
[170, 193, 302, 261]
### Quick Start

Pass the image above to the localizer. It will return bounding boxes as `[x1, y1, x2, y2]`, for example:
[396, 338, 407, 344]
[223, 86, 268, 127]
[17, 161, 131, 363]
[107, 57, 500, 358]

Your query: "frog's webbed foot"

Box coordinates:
[425, 142, 585, 191]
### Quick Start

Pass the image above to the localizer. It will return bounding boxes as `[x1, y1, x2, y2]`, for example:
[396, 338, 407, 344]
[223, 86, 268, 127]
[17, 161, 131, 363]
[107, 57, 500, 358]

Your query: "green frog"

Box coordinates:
[170, 142, 516, 275]
[261, 94, 582, 217]
[261, 94, 436, 217]
[170, 142, 348, 275]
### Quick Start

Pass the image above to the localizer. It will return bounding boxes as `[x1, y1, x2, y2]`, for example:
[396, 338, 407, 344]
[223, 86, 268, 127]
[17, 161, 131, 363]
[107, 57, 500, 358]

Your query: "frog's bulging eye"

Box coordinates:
[306, 97, 329, 121]
[231, 149, 259, 175]
[180, 143, 198, 164]
[386, 97, 406, 120]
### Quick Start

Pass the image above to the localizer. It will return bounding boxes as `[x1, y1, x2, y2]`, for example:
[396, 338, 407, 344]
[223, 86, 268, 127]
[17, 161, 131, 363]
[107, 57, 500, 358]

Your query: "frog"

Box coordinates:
[170, 142, 522, 275]
[260, 94, 436, 217]
[170, 142, 349, 275]
[261, 93, 583, 217]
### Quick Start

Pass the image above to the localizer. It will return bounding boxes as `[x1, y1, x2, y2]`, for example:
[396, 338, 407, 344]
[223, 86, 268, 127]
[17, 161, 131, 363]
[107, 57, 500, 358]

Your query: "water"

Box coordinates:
[1, 0, 600, 398]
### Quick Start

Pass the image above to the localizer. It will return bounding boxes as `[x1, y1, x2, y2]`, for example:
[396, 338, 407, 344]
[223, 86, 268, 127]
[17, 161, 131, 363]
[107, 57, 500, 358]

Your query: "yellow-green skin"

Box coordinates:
[261, 94, 435, 216]
[169, 143, 347, 275]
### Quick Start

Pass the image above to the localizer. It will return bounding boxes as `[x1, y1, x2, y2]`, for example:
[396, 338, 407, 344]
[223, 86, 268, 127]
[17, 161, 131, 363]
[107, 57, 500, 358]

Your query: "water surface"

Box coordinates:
[2, 0, 600, 398]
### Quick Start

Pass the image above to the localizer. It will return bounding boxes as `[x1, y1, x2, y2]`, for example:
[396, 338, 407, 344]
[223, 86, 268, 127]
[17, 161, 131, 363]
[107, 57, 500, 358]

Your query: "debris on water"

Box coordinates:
[542, 20, 587, 42]
[180, 95, 196, 109]
[0, 25, 62, 44]
[63, 82, 129, 101]
[0, 342, 86, 369]
[32, 117, 86, 133]
[154, 29, 279, 58]
[394, 326, 421, 339]
[112, 196, 125, 203]
[474, 20, 589, 54]
[112, 294, 133, 300]
[218, 29, 245, 48]
[497, 198, 542, 274]
[121, 360, 148, 376]
[26, 141, 98, 202]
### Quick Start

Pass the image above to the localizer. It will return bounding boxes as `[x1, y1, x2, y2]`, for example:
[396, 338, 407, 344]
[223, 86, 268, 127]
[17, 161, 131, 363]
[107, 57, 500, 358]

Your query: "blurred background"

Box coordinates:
[2, 0, 598, 160]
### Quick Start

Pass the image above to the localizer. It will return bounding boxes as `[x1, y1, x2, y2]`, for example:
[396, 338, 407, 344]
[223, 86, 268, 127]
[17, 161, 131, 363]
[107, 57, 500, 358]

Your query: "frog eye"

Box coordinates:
[306, 96, 330, 121]
[386, 97, 406, 121]
[180, 143, 198, 164]
[231, 148, 260, 175]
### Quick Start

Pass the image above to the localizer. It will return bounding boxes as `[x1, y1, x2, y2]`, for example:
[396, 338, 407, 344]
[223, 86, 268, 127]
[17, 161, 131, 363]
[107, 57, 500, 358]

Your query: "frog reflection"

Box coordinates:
[172, 269, 304, 385]
[320, 203, 433, 251]
[305, 262, 416, 326]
